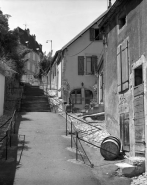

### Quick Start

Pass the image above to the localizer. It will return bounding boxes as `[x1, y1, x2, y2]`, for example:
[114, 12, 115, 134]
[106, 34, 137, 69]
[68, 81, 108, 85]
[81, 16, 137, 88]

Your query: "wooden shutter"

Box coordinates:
[90, 28, 95, 41]
[99, 72, 103, 103]
[91, 55, 97, 74]
[117, 45, 121, 93]
[122, 40, 129, 91]
[78, 56, 84, 75]
[120, 113, 130, 152]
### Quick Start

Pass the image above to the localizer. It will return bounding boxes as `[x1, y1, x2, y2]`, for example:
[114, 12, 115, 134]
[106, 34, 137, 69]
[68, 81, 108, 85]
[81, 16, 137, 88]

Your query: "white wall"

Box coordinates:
[0, 73, 5, 116]
[57, 62, 62, 97]
[63, 26, 103, 108]
[65, 28, 103, 89]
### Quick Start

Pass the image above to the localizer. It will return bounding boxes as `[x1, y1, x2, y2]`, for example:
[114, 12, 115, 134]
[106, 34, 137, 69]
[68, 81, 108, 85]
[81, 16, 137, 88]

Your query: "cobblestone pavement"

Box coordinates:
[58, 112, 110, 148]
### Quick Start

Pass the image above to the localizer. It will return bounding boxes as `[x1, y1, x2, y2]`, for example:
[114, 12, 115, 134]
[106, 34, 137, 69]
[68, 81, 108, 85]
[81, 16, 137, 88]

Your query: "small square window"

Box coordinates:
[90, 28, 102, 41]
[95, 29, 102, 40]
[119, 15, 126, 30]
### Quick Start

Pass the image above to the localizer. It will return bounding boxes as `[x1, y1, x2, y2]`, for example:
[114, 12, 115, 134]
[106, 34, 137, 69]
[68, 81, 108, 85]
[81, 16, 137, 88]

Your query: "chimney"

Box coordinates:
[33, 34, 36, 41]
[26, 28, 30, 35]
[108, 0, 112, 9]
[39, 44, 42, 51]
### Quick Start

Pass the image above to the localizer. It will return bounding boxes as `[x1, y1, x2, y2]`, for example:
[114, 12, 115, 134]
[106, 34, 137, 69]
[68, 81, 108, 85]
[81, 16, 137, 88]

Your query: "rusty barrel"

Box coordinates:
[100, 136, 121, 160]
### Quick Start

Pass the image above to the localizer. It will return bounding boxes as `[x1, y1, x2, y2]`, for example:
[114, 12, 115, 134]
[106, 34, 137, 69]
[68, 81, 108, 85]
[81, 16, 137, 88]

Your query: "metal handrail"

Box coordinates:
[0, 117, 12, 129]
[43, 89, 120, 167]
[46, 96, 97, 167]
[0, 87, 23, 160]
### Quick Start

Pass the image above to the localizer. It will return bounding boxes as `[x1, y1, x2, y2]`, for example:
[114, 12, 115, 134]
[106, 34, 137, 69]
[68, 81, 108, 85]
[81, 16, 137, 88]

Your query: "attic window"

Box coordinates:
[90, 28, 102, 41]
[134, 65, 143, 87]
[118, 14, 126, 30]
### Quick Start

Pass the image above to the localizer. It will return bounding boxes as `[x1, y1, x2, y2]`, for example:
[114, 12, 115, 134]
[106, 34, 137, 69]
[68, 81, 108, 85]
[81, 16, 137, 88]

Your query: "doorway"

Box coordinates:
[134, 65, 145, 156]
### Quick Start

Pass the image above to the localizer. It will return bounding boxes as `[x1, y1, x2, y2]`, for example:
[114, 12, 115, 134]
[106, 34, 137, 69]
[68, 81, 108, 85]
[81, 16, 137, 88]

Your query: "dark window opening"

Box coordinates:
[70, 89, 82, 104]
[135, 65, 143, 86]
[119, 15, 126, 30]
[90, 28, 102, 41]
[85, 90, 93, 104]
[95, 29, 102, 40]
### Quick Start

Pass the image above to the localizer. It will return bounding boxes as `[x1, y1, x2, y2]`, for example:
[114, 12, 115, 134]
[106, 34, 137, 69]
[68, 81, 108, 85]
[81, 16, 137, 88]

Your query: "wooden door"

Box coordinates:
[120, 113, 130, 151]
[134, 84, 145, 155]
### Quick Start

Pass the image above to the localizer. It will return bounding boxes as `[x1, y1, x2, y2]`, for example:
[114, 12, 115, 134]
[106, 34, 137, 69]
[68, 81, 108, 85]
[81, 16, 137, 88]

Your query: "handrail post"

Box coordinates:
[5, 131, 8, 160]
[14, 113, 15, 134]
[76, 131, 78, 160]
[10, 121, 12, 147]
[66, 112, 67, 136]
[55, 105, 56, 113]
[71, 121, 73, 148]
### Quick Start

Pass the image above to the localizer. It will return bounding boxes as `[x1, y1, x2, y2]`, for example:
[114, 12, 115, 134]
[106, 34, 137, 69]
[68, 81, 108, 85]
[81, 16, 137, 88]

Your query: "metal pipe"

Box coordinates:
[76, 132, 78, 160]
[71, 121, 73, 148]
[78, 137, 93, 167]
[66, 112, 67, 136]
[10, 121, 12, 147]
[6, 131, 8, 160]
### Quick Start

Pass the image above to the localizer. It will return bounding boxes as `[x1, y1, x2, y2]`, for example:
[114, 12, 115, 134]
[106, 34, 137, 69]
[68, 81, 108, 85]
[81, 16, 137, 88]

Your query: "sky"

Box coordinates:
[0, 0, 116, 55]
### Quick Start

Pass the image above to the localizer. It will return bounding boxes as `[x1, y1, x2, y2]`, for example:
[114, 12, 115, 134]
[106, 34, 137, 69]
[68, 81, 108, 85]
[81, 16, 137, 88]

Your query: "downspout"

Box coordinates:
[108, 0, 112, 9]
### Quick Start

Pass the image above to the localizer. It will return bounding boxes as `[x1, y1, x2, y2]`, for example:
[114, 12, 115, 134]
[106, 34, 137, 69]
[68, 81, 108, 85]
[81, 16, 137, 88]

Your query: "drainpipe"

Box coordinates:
[108, 0, 112, 9]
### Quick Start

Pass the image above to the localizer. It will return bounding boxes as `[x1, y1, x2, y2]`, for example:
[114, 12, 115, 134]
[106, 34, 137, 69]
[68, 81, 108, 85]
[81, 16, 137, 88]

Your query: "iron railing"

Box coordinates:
[42, 88, 121, 168]
[0, 87, 23, 160]
[0, 109, 17, 160]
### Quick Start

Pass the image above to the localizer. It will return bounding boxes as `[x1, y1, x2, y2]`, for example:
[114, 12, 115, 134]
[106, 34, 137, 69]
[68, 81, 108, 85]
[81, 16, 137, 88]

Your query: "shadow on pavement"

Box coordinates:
[0, 112, 30, 185]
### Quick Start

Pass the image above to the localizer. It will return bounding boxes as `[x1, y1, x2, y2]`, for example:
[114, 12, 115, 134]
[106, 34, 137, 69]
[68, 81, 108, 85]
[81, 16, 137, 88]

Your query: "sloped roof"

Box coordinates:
[99, 0, 125, 28]
[46, 50, 62, 73]
[62, 10, 108, 51]
[17, 27, 43, 54]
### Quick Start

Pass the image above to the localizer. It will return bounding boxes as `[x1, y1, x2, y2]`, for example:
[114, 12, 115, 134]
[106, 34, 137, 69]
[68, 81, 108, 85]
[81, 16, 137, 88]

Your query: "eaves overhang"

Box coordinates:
[61, 10, 109, 51]
[99, 0, 127, 29]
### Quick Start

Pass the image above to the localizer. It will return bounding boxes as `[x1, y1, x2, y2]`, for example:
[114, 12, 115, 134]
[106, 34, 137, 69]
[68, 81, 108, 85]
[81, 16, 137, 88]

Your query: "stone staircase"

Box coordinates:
[21, 85, 50, 112]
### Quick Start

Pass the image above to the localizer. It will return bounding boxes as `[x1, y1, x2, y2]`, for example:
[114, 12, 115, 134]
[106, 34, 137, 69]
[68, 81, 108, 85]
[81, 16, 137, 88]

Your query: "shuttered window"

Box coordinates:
[78, 56, 97, 75]
[70, 89, 82, 104]
[90, 28, 102, 41]
[99, 72, 103, 103]
[117, 39, 129, 93]
[86, 56, 97, 75]
[98, 62, 104, 104]
[78, 56, 84, 75]
[91, 55, 97, 74]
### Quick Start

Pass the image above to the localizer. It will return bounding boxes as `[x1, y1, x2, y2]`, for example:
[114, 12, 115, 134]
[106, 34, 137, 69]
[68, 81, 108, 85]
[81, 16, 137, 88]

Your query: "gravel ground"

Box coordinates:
[131, 172, 147, 185]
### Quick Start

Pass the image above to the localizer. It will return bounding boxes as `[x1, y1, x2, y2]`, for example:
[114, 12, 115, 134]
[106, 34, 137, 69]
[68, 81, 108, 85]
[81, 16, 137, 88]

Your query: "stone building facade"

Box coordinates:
[99, 0, 147, 169]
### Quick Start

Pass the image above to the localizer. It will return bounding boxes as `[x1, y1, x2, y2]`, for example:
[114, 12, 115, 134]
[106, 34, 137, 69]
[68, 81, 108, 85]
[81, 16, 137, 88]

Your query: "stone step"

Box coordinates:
[24, 93, 44, 96]
[21, 106, 50, 109]
[22, 96, 48, 99]
[115, 156, 145, 177]
[20, 109, 50, 112]
[125, 156, 145, 166]
[115, 162, 135, 177]
[21, 102, 49, 105]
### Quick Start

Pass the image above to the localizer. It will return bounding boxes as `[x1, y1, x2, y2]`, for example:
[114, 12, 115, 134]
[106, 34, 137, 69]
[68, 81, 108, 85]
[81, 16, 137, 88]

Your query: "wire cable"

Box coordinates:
[68, 32, 103, 57]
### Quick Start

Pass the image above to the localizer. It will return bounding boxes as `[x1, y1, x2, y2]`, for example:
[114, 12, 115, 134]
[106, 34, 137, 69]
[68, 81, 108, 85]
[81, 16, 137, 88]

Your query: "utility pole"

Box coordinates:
[46, 40, 52, 90]
[108, 0, 112, 9]
[23, 23, 27, 29]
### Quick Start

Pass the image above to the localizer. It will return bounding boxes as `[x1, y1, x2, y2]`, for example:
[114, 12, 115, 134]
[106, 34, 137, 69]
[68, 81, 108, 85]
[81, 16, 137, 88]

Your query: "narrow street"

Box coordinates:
[14, 112, 100, 185]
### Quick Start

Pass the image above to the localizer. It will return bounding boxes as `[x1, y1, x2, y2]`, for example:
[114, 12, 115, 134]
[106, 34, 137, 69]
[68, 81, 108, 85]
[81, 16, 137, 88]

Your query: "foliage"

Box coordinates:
[38, 52, 52, 79]
[0, 9, 31, 79]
